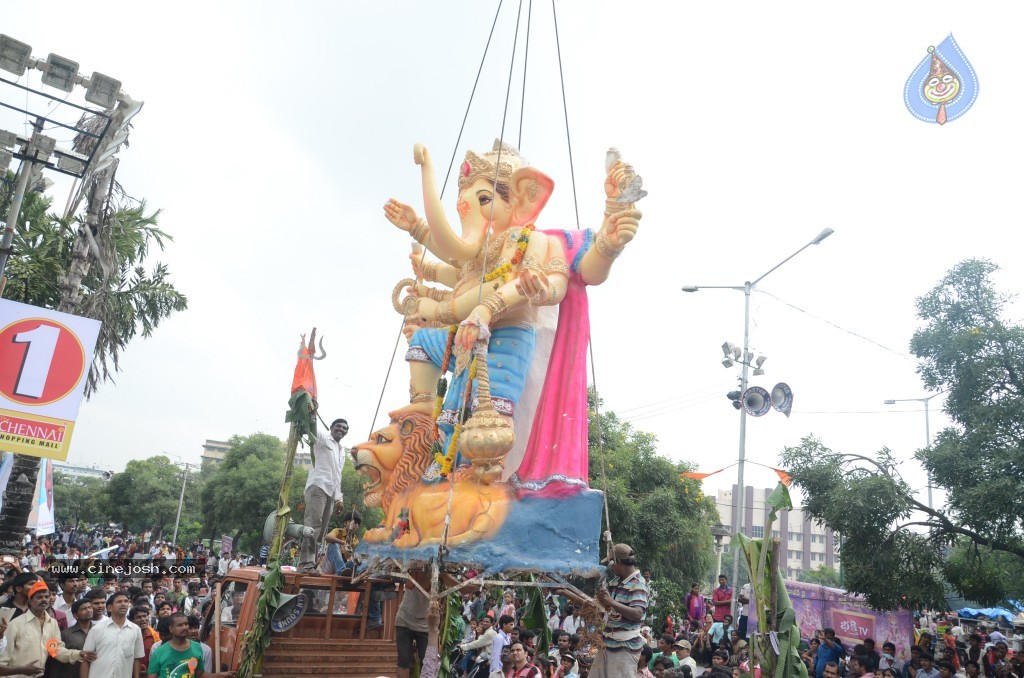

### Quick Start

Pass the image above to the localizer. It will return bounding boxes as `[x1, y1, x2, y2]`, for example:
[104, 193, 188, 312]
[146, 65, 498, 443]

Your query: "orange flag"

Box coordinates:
[291, 333, 319, 400]
[773, 468, 793, 487]
[679, 468, 725, 481]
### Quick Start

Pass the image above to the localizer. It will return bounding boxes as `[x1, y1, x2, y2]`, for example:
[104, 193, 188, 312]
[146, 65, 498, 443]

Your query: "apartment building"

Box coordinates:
[715, 484, 839, 580]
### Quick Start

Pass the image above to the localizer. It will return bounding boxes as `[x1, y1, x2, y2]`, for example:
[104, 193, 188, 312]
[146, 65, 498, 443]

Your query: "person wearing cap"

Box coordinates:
[0, 580, 95, 675]
[561, 543, 650, 678]
[673, 639, 698, 674]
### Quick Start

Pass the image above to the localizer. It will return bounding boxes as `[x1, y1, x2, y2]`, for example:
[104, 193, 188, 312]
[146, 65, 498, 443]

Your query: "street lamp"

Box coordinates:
[883, 391, 944, 510]
[710, 521, 730, 590]
[682, 226, 834, 617]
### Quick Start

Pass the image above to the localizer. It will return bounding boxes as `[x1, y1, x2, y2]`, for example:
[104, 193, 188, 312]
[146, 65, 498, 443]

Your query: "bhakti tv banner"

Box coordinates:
[0, 300, 100, 461]
[748, 580, 915, 660]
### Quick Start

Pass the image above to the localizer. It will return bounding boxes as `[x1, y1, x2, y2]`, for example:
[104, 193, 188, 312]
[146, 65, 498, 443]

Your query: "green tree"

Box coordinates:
[105, 456, 187, 536]
[588, 391, 717, 623]
[797, 564, 842, 588]
[0, 173, 187, 555]
[782, 259, 1024, 610]
[52, 472, 108, 528]
[200, 434, 308, 553]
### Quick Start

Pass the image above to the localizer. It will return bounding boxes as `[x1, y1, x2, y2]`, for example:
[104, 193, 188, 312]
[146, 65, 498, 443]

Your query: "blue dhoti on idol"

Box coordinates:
[406, 326, 536, 479]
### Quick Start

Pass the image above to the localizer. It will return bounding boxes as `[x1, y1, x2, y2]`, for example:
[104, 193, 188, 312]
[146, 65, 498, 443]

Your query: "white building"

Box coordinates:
[53, 462, 107, 481]
[715, 484, 839, 580]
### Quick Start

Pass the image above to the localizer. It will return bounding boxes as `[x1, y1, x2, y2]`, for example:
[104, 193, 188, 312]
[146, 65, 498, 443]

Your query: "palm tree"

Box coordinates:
[0, 169, 187, 553]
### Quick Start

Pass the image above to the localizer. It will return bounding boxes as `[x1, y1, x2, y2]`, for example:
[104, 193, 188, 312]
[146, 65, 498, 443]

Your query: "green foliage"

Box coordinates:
[236, 562, 284, 678]
[588, 390, 717, 622]
[338, 459, 383, 533]
[910, 259, 1024, 549]
[199, 434, 308, 552]
[782, 260, 1024, 610]
[797, 564, 842, 589]
[106, 456, 188, 535]
[52, 472, 109, 528]
[0, 174, 187, 397]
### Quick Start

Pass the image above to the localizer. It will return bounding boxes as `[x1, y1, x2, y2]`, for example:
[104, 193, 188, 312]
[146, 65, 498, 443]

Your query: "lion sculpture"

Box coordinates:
[353, 409, 512, 548]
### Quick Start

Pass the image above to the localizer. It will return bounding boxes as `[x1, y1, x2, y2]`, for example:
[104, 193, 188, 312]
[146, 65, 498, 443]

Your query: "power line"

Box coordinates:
[757, 289, 915, 361]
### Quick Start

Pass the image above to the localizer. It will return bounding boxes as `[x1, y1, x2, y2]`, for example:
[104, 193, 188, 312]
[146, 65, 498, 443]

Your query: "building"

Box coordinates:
[52, 462, 107, 481]
[201, 439, 340, 469]
[715, 484, 839, 580]
[201, 440, 232, 465]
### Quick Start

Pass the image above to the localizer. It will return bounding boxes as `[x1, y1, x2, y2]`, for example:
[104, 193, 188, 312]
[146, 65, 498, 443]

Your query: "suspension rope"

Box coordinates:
[440, 0, 525, 555]
[588, 338, 615, 559]
[368, 0, 506, 437]
[551, 0, 580, 230]
[518, 0, 533, 149]
[552, 0, 614, 553]
[439, 0, 507, 200]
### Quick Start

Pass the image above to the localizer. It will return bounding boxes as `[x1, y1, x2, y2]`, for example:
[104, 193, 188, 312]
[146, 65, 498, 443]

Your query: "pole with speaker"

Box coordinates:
[735, 383, 794, 417]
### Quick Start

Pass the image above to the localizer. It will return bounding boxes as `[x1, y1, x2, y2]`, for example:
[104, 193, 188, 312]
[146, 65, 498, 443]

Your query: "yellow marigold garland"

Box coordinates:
[434, 357, 477, 476]
[483, 224, 534, 284]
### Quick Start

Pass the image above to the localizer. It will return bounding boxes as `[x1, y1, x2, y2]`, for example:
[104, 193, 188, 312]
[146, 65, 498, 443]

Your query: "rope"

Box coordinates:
[440, 0, 525, 555]
[368, 0, 505, 438]
[588, 338, 615, 561]
[439, 0, 507, 200]
[366, 324, 403, 437]
[518, 0, 533, 149]
[551, 0, 580, 230]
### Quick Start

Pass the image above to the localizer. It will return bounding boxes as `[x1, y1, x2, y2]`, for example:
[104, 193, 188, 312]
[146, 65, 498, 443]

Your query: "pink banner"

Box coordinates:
[748, 581, 914, 660]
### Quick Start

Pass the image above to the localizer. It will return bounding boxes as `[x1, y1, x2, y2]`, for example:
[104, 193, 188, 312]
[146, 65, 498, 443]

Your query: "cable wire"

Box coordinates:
[517, 0, 532, 149]
[551, 0, 580, 229]
[368, 0, 506, 437]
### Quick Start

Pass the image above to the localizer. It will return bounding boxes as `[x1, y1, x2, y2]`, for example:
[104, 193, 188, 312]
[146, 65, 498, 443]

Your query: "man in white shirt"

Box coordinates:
[299, 418, 348, 572]
[561, 606, 581, 635]
[81, 591, 144, 678]
[52, 574, 83, 617]
[737, 582, 752, 639]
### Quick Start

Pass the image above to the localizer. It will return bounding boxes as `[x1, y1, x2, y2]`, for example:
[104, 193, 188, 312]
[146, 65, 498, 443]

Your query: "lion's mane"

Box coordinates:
[380, 409, 436, 512]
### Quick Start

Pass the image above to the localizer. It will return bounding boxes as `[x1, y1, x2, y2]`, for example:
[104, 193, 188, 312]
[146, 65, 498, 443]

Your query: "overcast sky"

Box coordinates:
[5, 2, 1023, 513]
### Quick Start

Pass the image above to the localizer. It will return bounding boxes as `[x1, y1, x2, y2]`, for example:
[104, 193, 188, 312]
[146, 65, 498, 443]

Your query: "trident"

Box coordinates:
[297, 327, 327, 360]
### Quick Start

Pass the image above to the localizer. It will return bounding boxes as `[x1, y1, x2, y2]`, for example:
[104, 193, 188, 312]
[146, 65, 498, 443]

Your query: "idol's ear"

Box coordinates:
[509, 167, 554, 226]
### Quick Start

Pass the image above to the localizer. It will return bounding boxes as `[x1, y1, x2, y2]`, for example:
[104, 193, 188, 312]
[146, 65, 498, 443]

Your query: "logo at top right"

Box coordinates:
[904, 34, 979, 125]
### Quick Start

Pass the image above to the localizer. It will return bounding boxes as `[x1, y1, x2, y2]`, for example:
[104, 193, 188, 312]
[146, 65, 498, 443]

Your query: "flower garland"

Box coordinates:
[434, 357, 477, 476]
[483, 224, 534, 284]
[432, 325, 458, 422]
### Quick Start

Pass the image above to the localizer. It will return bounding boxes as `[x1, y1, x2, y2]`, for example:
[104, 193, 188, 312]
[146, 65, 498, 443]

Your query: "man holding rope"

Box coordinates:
[299, 417, 348, 572]
[558, 544, 650, 678]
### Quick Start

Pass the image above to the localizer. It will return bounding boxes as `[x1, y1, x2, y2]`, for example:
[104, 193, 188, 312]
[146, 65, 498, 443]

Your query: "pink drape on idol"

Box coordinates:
[513, 230, 592, 498]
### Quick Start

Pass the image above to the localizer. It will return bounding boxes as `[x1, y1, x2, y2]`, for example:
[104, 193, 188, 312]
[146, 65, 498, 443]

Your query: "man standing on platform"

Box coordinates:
[299, 417, 349, 572]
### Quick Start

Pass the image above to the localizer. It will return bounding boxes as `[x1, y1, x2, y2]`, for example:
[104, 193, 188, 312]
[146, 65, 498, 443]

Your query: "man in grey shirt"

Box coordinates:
[395, 586, 429, 678]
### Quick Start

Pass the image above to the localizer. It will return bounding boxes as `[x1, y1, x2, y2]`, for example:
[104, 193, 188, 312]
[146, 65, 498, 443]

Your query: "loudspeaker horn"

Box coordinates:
[271, 592, 309, 632]
[771, 383, 793, 418]
[741, 386, 772, 417]
[262, 511, 316, 545]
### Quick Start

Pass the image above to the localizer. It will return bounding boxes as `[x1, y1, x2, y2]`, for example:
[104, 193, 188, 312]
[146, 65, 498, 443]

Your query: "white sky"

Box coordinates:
[5, 1, 1023, 511]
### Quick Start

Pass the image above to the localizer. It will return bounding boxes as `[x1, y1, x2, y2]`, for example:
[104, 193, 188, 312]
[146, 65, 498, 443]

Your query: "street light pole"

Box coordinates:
[682, 227, 834, 618]
[883, 391, 943, 509]
[171, 462, 190, 547]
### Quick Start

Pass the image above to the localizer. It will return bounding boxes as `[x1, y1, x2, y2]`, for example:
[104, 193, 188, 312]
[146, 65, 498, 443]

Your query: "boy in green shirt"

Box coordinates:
[147, 612, 233, 678]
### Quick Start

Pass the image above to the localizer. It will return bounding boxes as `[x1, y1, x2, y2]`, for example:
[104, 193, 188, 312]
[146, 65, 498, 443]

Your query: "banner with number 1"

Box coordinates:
[0, 300, 101, 461]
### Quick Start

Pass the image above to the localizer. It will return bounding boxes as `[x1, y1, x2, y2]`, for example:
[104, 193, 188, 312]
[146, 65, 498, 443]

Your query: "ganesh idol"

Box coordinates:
[385, 138, 638, 489]
[355, 139, 643, 561]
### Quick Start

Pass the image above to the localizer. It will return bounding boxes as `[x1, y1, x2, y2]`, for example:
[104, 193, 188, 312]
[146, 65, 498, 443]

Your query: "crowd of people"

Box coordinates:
[0, 531, 253, 678]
